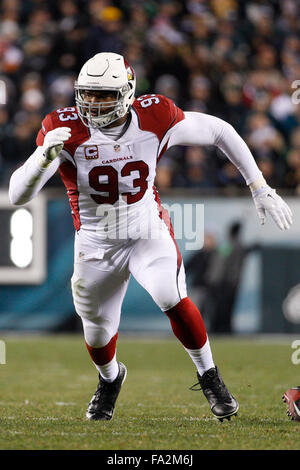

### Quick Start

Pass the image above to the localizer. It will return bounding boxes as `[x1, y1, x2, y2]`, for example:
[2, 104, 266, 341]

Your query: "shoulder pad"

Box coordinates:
[132, 94, 184, 142]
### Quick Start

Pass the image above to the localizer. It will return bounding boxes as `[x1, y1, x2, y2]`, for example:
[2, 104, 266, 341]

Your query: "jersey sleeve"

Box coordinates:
[9, 146, 62, 205]
[132, 94, 185, 143]
[35, 108, 90, 157]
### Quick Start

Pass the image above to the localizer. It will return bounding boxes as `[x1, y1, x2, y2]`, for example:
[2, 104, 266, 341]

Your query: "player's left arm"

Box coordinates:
[165, 111, 292, 231]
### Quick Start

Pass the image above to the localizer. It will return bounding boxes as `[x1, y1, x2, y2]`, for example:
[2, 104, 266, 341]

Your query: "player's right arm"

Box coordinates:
[9, 124, 71, 206]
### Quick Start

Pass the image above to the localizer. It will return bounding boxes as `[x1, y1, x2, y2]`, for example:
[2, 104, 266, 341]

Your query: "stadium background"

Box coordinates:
[1, 0, 300, 335]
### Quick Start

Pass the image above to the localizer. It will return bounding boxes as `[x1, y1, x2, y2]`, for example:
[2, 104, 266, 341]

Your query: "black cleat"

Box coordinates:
[190, 366, 239, 421]
[86, 362, 127, 421]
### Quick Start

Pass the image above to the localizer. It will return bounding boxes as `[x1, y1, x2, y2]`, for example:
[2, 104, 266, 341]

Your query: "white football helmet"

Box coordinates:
[74, 52, 136, 128]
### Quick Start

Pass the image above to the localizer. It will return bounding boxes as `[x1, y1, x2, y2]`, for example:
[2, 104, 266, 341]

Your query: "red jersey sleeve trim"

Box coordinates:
[132, 95, 185, 162]
[132, 95, 185, 142]
[35, 109, 91, 158]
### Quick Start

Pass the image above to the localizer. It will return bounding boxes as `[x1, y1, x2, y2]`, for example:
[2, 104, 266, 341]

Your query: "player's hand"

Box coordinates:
[42, 127, 71, 161]
[251, 185, 293, 230]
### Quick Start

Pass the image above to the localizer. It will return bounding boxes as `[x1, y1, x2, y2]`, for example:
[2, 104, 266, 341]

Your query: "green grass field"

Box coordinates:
[0, 334, 299, 450]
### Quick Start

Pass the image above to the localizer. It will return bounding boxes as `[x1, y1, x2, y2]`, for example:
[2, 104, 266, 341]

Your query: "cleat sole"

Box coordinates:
[217, 412, 238, 422]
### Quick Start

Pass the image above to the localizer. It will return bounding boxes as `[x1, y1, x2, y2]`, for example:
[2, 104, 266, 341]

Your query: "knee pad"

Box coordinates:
[71, 274, 121, 347]
[71, 275, 98, 320]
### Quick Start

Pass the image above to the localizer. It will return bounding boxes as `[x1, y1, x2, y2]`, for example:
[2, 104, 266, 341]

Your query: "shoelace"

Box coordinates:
[189, 382, 202, 392]
[92, 380, 115, 405]
[190, 377, 231, 401]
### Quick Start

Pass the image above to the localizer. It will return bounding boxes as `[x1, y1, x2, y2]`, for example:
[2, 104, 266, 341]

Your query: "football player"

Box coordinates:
[9, 52, 293, 422]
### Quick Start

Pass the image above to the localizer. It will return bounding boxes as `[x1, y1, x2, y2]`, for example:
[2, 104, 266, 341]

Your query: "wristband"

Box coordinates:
[249, 177, 267, 192]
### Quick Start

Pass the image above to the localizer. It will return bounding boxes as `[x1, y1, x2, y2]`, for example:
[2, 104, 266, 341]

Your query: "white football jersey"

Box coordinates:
[36, 94, 184, 243]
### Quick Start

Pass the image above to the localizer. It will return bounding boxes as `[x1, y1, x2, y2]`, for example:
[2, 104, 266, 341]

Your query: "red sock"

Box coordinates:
[165, 297, 207, 349]
[85, 333, 118, 366]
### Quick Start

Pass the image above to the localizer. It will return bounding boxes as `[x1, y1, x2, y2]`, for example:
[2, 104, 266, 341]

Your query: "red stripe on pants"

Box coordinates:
[165, 297, 207, 349]
[85, 333, 118, 366]
[153, 185, 182, 273]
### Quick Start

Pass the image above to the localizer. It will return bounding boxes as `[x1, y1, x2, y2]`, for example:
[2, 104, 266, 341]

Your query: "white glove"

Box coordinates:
[251, 184, 293, 230]
[40, 127, 71, 165]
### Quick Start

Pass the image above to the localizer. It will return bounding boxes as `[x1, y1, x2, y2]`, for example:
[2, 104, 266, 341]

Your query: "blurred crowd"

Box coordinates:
[1, 0, 300, 193]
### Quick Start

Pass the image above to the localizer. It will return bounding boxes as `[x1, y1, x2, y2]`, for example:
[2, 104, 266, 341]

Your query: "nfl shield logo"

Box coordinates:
[114, 144, 121, 152]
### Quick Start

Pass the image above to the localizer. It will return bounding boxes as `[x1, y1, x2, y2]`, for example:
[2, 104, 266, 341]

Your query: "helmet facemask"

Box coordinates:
[74, 53, 136, 128]
[75, 84, 132, 128]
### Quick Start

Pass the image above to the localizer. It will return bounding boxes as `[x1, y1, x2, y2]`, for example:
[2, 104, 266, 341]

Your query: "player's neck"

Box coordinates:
[104, 113, 129, 129]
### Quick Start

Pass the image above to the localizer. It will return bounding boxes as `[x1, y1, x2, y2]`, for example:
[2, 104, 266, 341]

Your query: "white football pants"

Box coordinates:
[71, 228, 187, 348]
